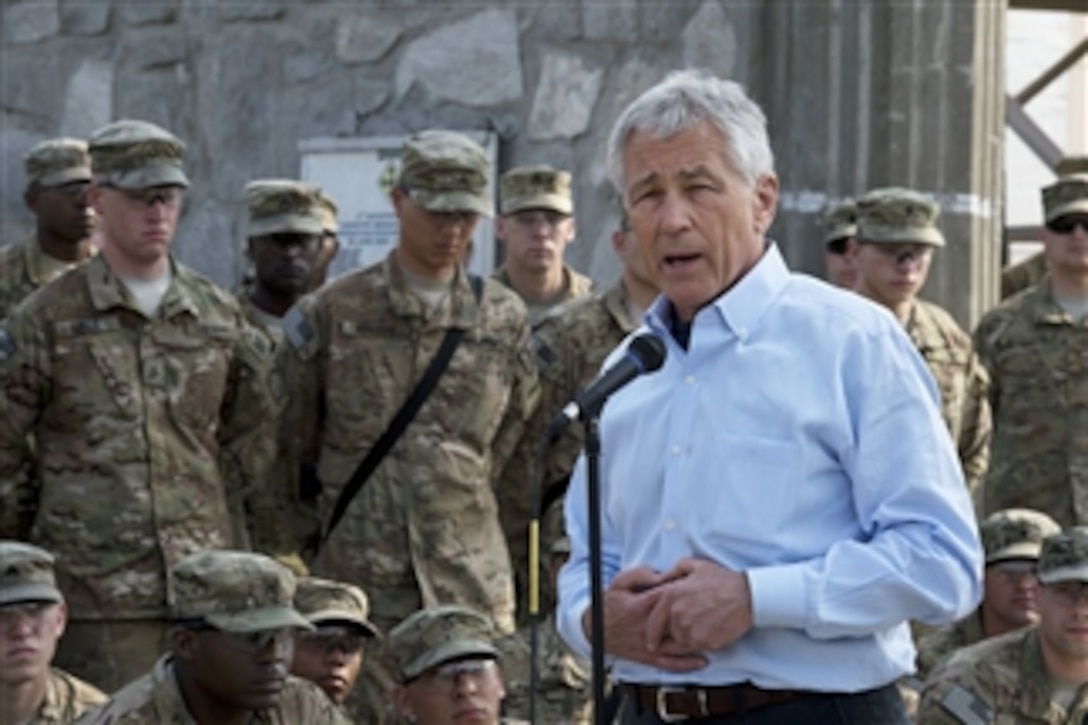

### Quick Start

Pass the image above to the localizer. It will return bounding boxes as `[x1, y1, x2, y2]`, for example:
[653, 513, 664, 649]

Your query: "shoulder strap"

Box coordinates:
[320, 275, 483, 547]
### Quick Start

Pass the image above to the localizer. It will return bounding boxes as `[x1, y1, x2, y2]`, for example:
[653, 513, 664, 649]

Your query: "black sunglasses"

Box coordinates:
[1047, 216, 1088, 235]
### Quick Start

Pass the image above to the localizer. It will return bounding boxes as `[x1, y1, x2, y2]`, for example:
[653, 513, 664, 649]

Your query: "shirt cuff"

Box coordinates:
[558, 593, 594, 661]
[747, 562, 808, 630]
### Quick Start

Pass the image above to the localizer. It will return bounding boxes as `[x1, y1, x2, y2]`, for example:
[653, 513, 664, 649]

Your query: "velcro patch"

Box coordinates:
[0, 326, 15, 360]
[941, 684, 992, 725]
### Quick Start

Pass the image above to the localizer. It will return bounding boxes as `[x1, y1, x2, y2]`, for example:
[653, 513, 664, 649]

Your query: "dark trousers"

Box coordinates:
[620, 683, 909, 725]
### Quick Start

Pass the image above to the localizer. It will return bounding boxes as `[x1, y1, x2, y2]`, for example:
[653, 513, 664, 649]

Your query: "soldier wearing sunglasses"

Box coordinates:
[79, 550, 348, 724]
[917, 509, 1061, 679]
[920, 527, 1088, 723]
[292, 576, 379, 714]
[975, 174, 1088, 528]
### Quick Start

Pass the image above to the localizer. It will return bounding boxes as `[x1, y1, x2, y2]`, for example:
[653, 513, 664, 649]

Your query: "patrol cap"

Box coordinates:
[294, 577, 379, 638]
[1039, 527, 1088, 585]
[24, 138, 92, 188]
[317, 192, 339, 234]
[89, 119, 189, 190]
[980, 509, 1061, 564]
[0, 541, 63, 606]
[500, 165, 573, 216]
[245, 179, 325, 238]
[1042, 174, 1088, 224]
[856, 187, 945, 247]
[388, 605, 499, 681]
[171, 550, 313, 633]
[398, 130, 493, 217]
[823, 199, 857, 245]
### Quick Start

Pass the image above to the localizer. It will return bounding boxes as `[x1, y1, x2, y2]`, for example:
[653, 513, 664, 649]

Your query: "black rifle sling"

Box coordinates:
[321, 274, 483, 545]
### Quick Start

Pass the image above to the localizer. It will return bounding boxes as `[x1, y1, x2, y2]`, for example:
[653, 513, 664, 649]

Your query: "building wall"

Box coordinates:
[2, 0, 1005, 325]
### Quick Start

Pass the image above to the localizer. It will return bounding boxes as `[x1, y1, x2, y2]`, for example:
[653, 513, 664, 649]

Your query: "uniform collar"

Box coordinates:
[384, 252, 481, 329]
[86, 255, 199, 319]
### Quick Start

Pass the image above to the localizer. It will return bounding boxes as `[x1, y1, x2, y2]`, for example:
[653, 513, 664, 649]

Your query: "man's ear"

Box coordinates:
[172, 628, 198, 662]
[393, 685, 416, 720]
[23, 186, 40, 214]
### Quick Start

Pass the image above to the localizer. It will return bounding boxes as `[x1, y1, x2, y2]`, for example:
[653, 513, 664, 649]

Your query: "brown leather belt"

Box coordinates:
[626, 683, 822, 721]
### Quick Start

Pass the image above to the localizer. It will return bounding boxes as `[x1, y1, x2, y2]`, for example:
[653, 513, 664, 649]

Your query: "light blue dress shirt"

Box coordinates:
[557, 244, 982, 692]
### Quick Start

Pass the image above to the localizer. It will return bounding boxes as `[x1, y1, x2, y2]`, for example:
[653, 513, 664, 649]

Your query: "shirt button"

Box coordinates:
[684, 375, 695, 385]
[671, 445, 681, 456]
[664, 520, 676, 531]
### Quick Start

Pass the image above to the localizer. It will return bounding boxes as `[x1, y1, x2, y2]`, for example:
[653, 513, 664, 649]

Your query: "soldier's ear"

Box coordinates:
[392, 685, 416, 721]
[172, 628, 198, 661]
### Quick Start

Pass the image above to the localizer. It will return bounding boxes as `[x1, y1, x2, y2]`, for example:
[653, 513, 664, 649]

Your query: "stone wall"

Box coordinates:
[1, 0, 1004, 324]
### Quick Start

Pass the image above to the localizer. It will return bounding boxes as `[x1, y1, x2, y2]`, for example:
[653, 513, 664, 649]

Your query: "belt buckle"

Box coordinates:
[655, 686, 708, 722]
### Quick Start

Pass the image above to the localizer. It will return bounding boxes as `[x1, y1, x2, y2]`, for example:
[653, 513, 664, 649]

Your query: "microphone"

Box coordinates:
[546, 333, 667, 438]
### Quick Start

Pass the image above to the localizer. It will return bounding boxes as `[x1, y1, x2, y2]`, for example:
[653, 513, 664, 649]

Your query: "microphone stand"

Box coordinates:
[584, 410, 608, 725]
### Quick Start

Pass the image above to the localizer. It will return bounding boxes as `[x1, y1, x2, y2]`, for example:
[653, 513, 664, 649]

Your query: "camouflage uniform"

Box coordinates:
[499, 614, 592, 724]
[974, 176, 1088, 526]
[918, 527, 1088, 724]
[493, 166, 592, 326]
[0, 541, 107, 722]
[276, 131, 538, 723]
[388, 605, 528, 725]
[855, 188, 992, 500]
[78, 550, 347, 724]
[0, 120, 283, 691]
[904, 300, 992, 499]
[0, 139, 95, 319]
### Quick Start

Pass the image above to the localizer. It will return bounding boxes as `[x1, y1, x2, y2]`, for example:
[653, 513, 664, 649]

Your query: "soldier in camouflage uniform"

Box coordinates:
[390, 605, 526, 725]
[239, 180, 326, 346]
[974, 174, 1088, 527]
[919, 527, 1088, 724]
[78, 550, 347, 724]
[276, 130, 539, 723]
[854, 187, 992, 499]
[493, 166, 592, 325]
[1000, 159, 1087, 300]
[0, 119, 284, 691]
[291, 576, 379, 709]
[0, 542, 105, 724]
[821, 198, 859, 289]
[0, 138, 97, 319]
[916, 509, 1061, 679]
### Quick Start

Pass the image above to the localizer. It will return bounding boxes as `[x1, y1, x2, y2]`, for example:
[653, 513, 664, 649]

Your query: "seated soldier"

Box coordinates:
[291, 576, 379, 707]
[389, 605, 526, 725]
[0, 541, 105, 724]
[78, 550, 347, 724]
[916, 508, 1060, 679]
[919, 526, 1088, 723]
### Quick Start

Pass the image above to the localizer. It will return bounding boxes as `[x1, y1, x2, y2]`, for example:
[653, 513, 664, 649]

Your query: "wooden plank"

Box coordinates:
[1015, 38, 1088, 105]
[1006, 95, 1066, 169]
[1009, 0, 1088, 11]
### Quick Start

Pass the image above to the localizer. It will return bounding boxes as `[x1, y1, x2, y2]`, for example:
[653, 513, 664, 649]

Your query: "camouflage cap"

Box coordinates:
[0, 541, 63, 606]
[398, 130, 493, 217]
[245, 179, 325, 237]
[388, 605, 499, 681]
[294, 577, 379, 638]
[1042, 174, 1088, 223]
[317, 192, 339, 234]
[89, 119, 189, 190]
[856, 187, 945, 247]
[500, 165, 573, 216]
[171, 550, 313, 633]
[823, 199, 857, 245]
[24, 138, 92, 188]
[1039, 527, 1088, 585]
[980, 508, 1061, 564]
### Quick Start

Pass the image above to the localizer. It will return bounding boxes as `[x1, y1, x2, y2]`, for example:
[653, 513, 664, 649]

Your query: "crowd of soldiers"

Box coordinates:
[1, 106, 1088, 725]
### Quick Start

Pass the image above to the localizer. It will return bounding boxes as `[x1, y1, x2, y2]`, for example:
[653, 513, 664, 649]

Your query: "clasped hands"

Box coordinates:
[581, 557, 753, 672]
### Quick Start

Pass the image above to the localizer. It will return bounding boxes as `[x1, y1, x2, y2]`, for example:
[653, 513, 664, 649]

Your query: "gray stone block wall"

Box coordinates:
[1, 0, 1003, 324]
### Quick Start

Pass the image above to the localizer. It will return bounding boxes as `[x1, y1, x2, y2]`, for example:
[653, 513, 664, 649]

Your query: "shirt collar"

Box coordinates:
[646, 241, 789, 341]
